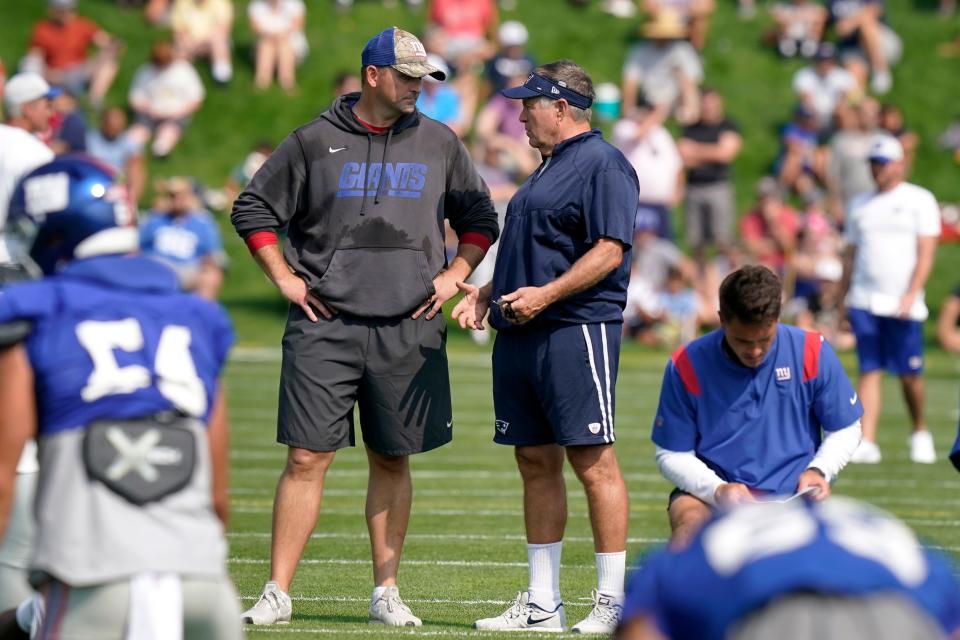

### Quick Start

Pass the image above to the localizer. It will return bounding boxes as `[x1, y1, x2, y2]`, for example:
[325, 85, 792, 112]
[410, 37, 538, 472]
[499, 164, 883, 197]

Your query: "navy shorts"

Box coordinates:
[492, 322, 620, 447]
[848, 308, 924, 375]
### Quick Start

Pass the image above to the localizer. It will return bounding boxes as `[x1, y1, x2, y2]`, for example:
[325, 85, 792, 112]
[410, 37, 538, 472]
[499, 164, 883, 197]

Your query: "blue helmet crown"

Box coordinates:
[7, 154, 138, 274]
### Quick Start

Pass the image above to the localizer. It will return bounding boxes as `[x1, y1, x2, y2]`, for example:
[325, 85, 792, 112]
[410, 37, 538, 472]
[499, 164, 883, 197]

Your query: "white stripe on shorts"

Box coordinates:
[600, 323, 614, 442]
[581, 325, 610, 444]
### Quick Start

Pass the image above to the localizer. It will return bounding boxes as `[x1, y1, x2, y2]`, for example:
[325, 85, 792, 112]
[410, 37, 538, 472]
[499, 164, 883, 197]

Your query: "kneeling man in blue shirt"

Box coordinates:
[653, 265, 863, 548]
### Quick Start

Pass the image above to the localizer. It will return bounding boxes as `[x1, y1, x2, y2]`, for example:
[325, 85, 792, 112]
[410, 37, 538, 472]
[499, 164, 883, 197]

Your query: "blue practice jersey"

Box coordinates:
[489, 129, 638, 331]
[652, 325, 862, 494]
[622, 498, 960, 640]
[0, 255, 233, 435]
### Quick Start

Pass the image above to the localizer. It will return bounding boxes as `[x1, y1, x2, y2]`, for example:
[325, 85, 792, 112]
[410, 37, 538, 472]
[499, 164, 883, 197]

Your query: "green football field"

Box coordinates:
[225, 334, 960, 638]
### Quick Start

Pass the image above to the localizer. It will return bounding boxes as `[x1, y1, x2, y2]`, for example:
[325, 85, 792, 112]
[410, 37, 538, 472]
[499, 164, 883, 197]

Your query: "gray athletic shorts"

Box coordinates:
[684, 181, 735, 250]
[278, 305, 453, 456]
[35, 575, 242, 640]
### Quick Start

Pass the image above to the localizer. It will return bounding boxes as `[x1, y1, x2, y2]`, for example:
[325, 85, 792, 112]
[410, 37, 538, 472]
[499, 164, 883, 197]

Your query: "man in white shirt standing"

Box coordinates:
[841, 135, 940, 464]
[0, 73, 56, 269]
[0, 72, 55, 631]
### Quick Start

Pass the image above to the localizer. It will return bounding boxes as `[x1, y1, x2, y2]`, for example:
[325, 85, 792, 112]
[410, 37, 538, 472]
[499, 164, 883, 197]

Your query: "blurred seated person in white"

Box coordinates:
[792, 43, 857, 132]
[248, 0, 307, 92]
[613, 97, 684, 240]
[128, 40, 205, 158]
[171, 0, 234, 84]
[86, 106, 146, 204]
[621, 11, 703, 131]
[140, 177, 226, 299]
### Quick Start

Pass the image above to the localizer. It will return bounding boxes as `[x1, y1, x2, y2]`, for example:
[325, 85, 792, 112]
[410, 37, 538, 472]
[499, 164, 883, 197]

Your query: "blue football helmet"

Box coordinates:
[7, 154, 138, 275]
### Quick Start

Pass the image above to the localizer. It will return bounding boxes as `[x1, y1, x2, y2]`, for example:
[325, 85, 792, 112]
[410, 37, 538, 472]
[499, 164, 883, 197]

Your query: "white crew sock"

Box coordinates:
[372, 586, 387, 603]
[596, 551, 626, 600]
[527, 541, 562, 610]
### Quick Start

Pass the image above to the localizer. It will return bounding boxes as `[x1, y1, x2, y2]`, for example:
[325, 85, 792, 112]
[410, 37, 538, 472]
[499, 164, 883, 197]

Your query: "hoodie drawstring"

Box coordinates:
[374, 128, 393, 205]
[359, 132, 373, 216]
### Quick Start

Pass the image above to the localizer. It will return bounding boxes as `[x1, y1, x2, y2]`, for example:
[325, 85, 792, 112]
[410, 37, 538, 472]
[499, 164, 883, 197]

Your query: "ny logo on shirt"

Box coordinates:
[775, 366, 792, 382]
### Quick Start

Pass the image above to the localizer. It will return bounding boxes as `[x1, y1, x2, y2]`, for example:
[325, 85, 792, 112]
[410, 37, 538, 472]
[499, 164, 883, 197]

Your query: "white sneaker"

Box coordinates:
[474, 591, 566, 632]
[242, 581, 292, 625]
[369, 586, 422, 627]
[572, 590, 622, 634]
[910, 431, 937, 464]
[850, 440, 882, 464]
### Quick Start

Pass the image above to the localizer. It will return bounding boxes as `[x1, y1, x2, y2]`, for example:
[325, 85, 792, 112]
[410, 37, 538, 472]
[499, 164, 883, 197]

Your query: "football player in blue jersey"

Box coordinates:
[616, 497, 960, 640]
[0, 155, 243, 639]
[652, 265, 864, 548]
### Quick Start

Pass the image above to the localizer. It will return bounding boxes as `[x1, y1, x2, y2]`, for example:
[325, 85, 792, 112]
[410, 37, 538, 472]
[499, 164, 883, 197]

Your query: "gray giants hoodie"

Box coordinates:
[231, 93, 499, 318]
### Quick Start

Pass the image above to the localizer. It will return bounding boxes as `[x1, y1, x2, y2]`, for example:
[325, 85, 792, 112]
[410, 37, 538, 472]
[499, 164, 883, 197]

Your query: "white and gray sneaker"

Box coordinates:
[910, 430, 937, 464]
[572, 590, 622, 634]
[474, 591, 566, 632]
[369, 586, 422, 626]
[242, 581, 292, 625]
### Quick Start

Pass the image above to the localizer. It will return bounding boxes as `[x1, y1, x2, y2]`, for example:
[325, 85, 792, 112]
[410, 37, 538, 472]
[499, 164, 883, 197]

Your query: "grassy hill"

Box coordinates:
[2, 0, 958, 345]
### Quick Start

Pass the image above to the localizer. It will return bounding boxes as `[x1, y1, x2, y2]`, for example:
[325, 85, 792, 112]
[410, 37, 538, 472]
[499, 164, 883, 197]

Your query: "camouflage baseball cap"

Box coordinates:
[361, 27, 447, 81]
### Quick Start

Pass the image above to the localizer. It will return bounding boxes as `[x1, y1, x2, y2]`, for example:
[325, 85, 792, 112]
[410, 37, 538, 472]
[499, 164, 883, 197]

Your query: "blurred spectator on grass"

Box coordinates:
[787, 255, 856, 349]
[128, 40, 205, 158]
[880, 103, 918, 174]
[768, 0, 828, 58]
[416, 54, 473, 138]
[678, 88, 741, 268]
[249, 0, 307, 93]
[23, 0, 121, 109]
[824, 97, 880, 225]
[484, 20, 535, 96]
[86, 106, 146, 204]
[145, 0, 171, 25]
[937, 285, 960, 354]
[641, 0, 716, 51]
[48, 88, 86, 154]
[826, 0, 901, 94]
[775, 104, 822, 196]
[333, 71, 361, 98]
[621, 11, 703, 131]
[474, 73, 540, 180]
[224, 140, 273, 208]
[740, 176, 800, 272]
[426, 0, 499, 67]
[140, 176, 226, 299]
[171, 0, 234, 84]
[613, 97, 684, 240]
[792, 42, 858, 131]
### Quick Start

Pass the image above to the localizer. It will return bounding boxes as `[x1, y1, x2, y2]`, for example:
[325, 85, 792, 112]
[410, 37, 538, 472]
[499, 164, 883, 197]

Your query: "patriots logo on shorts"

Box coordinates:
[495, 419, 509, 435]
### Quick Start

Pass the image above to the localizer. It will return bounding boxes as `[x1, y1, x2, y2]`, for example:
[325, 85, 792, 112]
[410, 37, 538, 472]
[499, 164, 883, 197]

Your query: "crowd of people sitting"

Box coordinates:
[0, 0, 957, 349]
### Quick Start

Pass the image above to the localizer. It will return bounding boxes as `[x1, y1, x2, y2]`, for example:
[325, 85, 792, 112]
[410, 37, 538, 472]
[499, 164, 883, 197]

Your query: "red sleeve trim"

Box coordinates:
[245, 231, 278, 254]
[802, 331, 822, 382]
[671, 346, 701, 396]
[459, 231, 492, 254]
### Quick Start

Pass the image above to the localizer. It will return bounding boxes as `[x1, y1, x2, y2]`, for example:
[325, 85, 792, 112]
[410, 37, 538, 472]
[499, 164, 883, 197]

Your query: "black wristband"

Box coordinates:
[807, 466, 826, 479]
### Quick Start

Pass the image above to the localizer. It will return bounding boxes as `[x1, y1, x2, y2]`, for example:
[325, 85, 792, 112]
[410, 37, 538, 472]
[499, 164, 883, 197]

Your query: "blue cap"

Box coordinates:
[501, 73, 594, 110]
[360, 27, 446, 81]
